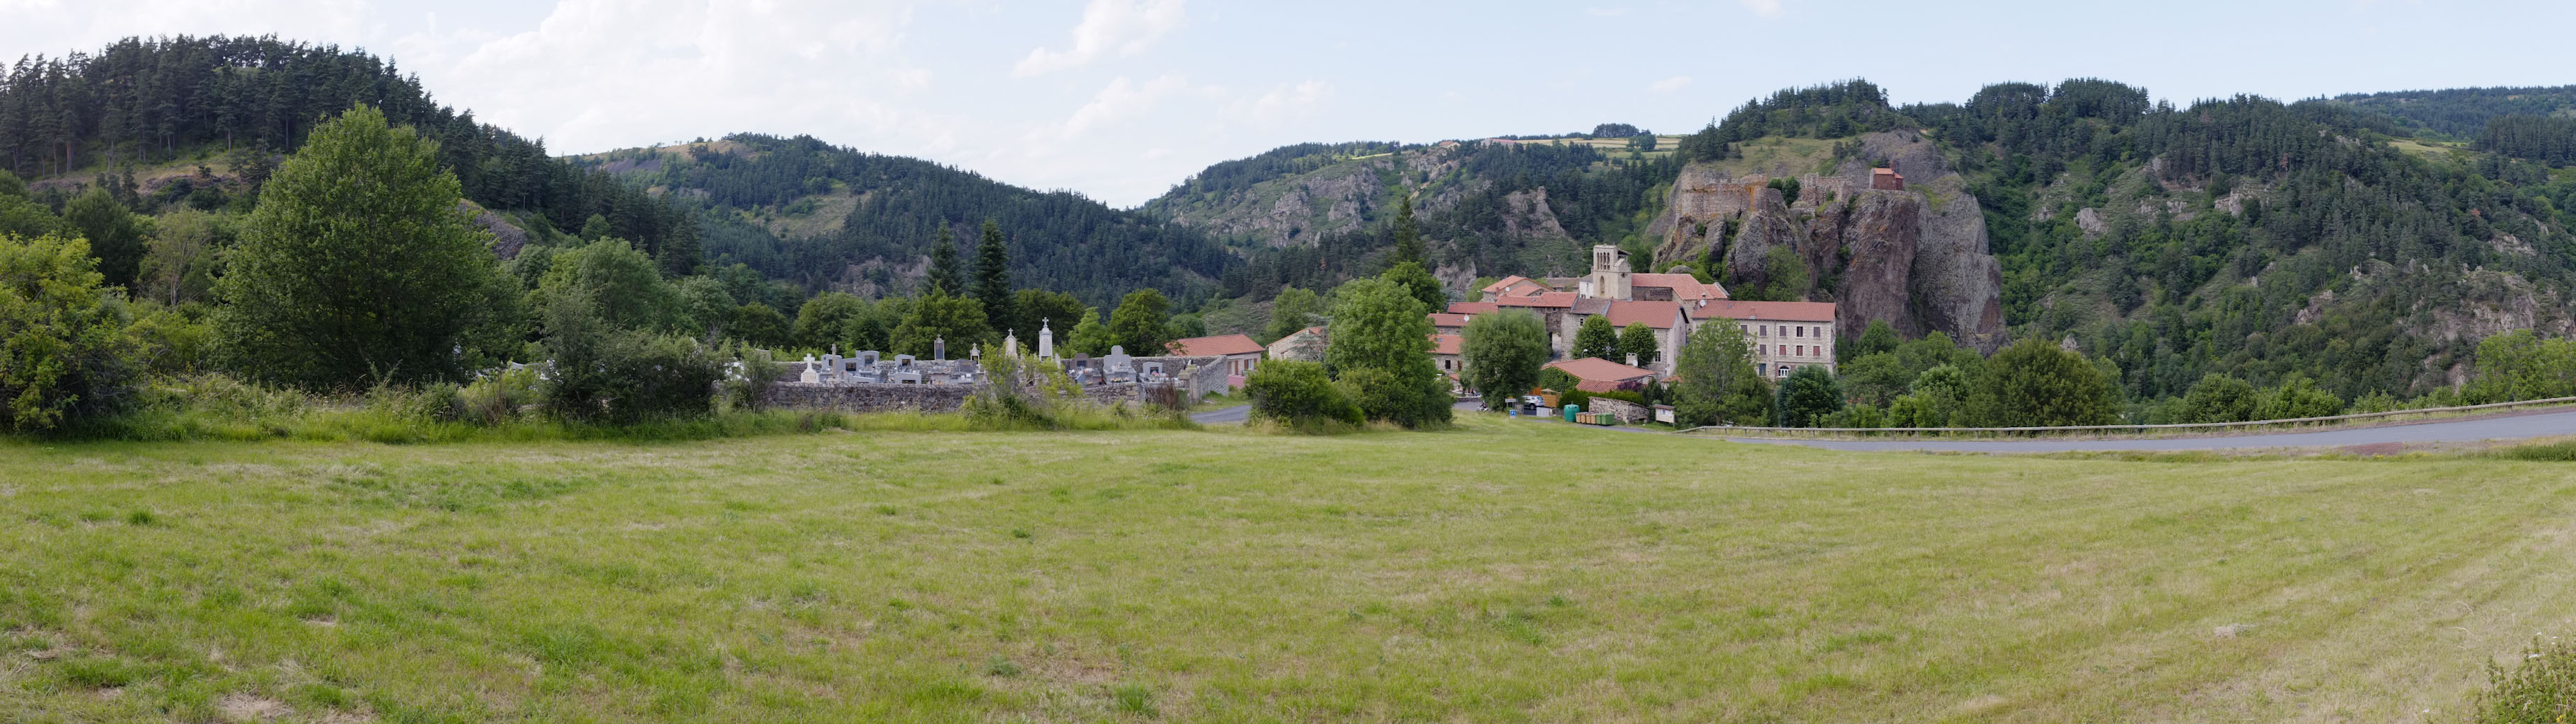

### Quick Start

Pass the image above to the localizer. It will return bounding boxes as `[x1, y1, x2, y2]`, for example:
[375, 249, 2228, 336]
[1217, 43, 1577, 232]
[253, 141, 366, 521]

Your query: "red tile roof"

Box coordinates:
[1429, 334, 1463, 355]
[1544, 357, 1656, 384]
[1494, 291, 1576, 308]
[1481, 275, 1532, 293]
[1688, 300, 1837, 322]
[1629, 273, 1728, 300]
[1166, 334, 1266, 356]
[1602, 300, 1687, 329]
[1427, 313, 1473, 328]
[1446, 302, 1499, 315]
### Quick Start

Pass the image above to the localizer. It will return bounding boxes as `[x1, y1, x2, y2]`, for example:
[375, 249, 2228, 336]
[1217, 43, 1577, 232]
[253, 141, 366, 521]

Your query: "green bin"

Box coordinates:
[1562, 404, 1579, 422]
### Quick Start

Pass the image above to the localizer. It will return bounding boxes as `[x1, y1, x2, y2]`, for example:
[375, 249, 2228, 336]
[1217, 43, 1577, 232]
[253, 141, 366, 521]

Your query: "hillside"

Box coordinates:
[0, 35, 701, 267]
[1143, 137, 1675, 297]
[1157, 78, 2576, 402]
[572, 134, 1235, 308]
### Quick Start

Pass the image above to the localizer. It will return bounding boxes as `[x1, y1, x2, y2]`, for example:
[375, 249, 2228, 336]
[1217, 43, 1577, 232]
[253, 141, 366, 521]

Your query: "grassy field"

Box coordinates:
[6, 416, 2575, 722]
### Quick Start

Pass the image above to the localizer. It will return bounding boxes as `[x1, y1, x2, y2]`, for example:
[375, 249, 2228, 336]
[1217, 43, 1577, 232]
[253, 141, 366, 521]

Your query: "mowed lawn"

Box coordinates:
[6, 418, 2576, 723]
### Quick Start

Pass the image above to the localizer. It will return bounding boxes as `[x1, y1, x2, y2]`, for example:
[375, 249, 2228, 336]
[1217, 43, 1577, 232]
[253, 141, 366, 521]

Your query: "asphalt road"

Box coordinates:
[1719, 409, 2576, 452]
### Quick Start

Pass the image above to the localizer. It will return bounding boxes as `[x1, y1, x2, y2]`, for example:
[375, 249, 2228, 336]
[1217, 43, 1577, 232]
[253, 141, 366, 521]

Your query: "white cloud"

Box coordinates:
[1058, 74, 1200, 139]
[1740, 0, 1783, 17]
[1232, 80, 1330, 128]
[1649, 75, 1692, 93]
[1011, 0, 1186, 77]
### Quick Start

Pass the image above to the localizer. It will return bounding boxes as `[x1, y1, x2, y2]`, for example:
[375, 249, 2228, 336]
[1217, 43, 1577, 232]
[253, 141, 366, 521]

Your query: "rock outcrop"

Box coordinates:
[1650, 131, 2005, 351]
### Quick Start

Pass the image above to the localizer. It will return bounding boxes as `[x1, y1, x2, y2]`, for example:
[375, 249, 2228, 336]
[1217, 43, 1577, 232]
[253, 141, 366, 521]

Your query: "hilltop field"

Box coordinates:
[6, 417, 2575, 723]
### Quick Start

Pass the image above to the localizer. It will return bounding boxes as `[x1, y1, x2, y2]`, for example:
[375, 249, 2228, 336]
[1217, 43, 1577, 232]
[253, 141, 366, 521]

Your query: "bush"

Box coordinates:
[543, 329, 726, 424]
[1244, 360, 1361, 432]
[1, 233, 143, 432]
[2476, 636, 2576, 722]
[455, 367, 543, 426]
[1335, 366, 1450, 428]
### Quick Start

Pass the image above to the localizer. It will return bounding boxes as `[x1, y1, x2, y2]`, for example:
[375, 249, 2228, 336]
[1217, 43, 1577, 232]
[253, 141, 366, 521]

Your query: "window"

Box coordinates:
[1796, 326, 1805, 338]
[1760, 325, 1768, 337]
[1756, 344, 1765, 356]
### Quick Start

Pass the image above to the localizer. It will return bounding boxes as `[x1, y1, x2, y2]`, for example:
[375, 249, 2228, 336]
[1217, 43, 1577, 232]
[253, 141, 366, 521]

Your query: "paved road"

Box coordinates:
[1719, 409, 2576, 452]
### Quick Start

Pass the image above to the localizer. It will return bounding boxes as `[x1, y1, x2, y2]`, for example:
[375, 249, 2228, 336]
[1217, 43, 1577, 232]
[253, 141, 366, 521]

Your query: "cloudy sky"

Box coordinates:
[4, 0, 2570, 206]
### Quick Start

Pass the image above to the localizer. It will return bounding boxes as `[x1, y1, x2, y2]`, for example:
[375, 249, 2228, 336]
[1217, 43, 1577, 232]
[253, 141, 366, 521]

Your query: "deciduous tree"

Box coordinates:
[214, 105, 507, 389]
[1462, 309, 1548, 403]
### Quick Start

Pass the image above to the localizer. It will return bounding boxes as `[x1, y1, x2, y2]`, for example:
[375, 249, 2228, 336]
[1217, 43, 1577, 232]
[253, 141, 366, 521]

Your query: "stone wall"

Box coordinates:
[761, 383, 976, 413]
[1586, 397, 1653, 424]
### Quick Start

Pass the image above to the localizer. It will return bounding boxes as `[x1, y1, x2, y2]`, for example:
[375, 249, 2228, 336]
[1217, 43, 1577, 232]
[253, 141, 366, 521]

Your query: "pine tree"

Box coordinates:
[1390, 193, 1424, 267]
[971, 218, 1012, 337]
[926, 224, 963, 296]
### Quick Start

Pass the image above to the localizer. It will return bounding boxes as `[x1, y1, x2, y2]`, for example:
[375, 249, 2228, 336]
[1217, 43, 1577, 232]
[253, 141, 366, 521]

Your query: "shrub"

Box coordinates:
[543, 329, 725, 424]
[455, 367, 543, 426]
[1773, 366, 1844, 427]
[2476, 636, 2576, 722]
[1, 233, 143, 432]
[1244, 360, 1361, 432]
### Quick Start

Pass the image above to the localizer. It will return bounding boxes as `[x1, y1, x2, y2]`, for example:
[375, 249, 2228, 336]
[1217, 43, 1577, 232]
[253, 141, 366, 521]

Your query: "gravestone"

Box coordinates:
[1105, 346, 1136, 384]
[798, 354, 821, 383]
[934, 336, 947, 361]
[1037, 320, 1054, 359]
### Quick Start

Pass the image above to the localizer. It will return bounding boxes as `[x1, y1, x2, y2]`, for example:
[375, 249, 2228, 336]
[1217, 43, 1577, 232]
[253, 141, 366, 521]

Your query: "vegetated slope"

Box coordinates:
[1167, 77, 2576, 401]
[1895, 79, 2576, 399]
[0, 35, 699, 262]
[1142, 136, 1675, 298]
[571, 134, 1235, 308]
[2328, 85, 2576, 138]
[7, 419, 2572, 721]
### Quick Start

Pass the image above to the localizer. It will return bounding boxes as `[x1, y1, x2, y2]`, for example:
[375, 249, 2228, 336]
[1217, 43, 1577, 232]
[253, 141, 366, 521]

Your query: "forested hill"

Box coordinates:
[1142, 134, 1677, 298]
[1160, 78, 2576, 403]
[2328, 85, 2576, 138]
[570, 134, 1235, 308]
[0, 35, 698, 265]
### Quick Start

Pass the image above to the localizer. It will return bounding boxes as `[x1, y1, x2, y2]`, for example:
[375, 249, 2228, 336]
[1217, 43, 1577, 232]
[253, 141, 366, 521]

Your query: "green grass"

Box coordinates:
[4, 415, 2575, 721]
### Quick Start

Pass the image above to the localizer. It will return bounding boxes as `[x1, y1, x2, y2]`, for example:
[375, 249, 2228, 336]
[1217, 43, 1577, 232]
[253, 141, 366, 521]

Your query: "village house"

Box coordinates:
[1266, 326, 1327, 363]
[1686, 300, 1839, 379]
[1167, 334, 1266, 384]
[1448, 245, 1839, 380]
[1543, 356, 1658, 393]
[1430, 333, 1464, 377]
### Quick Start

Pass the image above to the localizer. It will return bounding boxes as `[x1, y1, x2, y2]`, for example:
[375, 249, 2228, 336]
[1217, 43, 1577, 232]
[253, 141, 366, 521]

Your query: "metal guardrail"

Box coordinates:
[1673, 396, 2576, 437]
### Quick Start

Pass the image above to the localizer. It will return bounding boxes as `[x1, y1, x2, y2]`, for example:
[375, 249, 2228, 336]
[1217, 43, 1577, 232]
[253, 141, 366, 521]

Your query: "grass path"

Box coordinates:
[5, 417, 2575, 722]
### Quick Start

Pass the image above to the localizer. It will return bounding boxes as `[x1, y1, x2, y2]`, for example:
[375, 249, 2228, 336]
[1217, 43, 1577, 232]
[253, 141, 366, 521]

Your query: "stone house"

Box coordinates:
[1266, 326, 1327, 363]
[1871, 166, 1905, 191]
[1685, 300, 1839, 380]
[1166, 334, 1266, 382]
[1430, 333, 1464, 377]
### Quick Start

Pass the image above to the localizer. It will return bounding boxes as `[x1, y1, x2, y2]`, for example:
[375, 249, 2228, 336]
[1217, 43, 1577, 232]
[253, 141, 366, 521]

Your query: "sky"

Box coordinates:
[3, 0, 2571, 207]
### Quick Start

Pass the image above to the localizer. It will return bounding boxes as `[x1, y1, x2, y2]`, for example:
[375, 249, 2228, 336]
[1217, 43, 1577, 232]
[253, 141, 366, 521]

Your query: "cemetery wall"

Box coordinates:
[760, 383, 976, 412]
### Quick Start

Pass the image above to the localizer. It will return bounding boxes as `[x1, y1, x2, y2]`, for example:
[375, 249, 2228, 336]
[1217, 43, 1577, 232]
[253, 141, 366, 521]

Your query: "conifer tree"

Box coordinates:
[926, 225, 963, 296]
[1390, 193, 1424, 267]
[971, 218, 1013, 336]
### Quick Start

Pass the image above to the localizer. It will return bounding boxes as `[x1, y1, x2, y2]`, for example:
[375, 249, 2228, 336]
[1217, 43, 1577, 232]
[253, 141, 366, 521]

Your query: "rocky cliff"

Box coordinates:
[1650, 132, 2005, 351]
